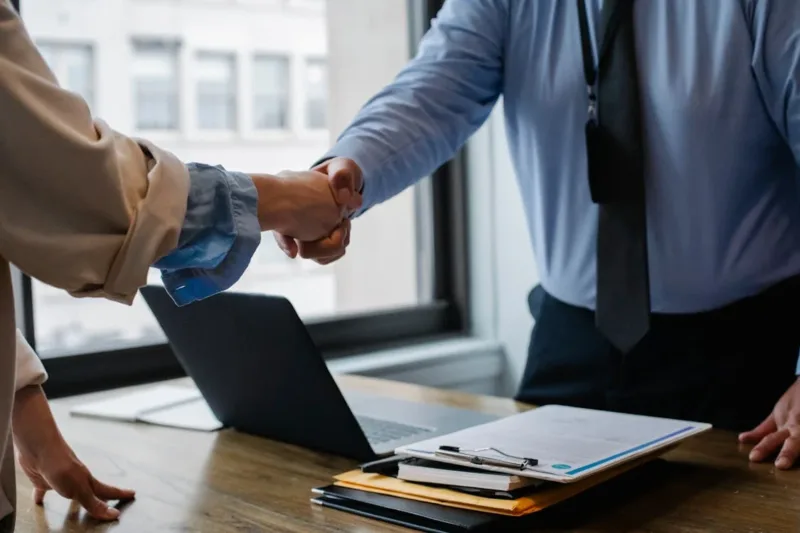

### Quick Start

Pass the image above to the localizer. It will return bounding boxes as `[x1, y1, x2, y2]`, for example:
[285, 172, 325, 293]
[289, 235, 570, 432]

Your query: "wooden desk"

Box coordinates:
[13, 376, 800, 532]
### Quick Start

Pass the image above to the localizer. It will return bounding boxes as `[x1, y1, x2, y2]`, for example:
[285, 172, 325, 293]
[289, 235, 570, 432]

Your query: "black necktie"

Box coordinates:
[578, 0, 650, 352]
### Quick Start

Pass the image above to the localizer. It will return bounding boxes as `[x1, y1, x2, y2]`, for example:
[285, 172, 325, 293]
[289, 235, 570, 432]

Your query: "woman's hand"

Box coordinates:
[12, 385, 135, 520]
[252, 168, 362, 241]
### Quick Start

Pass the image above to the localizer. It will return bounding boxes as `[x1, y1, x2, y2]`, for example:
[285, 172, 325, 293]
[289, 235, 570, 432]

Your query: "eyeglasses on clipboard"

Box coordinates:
[434, 445, 539, 471]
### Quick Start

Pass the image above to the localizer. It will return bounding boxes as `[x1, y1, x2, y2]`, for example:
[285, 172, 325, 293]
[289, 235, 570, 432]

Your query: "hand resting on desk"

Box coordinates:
[740, 377, 800, 470]
[12, 385, 135, 521]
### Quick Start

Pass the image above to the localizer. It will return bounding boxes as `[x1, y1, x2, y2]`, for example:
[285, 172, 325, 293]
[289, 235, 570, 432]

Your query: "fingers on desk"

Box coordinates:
[738, 417, 777, 444]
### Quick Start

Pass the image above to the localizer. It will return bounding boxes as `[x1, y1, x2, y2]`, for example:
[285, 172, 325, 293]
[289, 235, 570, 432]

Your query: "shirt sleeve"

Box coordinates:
[14, 330, 46, 391]
[320, 0, 507, 216]
[749, 0, 800, 164]
[153, 164, 261, 306]
[748, 0, 800, 373]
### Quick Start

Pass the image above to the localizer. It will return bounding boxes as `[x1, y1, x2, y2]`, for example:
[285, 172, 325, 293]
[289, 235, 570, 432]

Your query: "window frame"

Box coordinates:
[34, 41, 96, 109]
[302, 56, 328, 131]
[131, 38, 182, 133]
[193, 50, 239, 132]
[252, 53, 292, 132]
[16, 0, 470, 399]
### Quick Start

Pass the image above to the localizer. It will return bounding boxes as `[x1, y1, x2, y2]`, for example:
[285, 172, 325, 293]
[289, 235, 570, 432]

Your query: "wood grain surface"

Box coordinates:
[12, 376, 799, 532]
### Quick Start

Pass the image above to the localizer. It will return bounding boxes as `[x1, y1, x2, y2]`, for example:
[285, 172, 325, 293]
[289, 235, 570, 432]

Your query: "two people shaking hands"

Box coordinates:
[261, 157, 364, 266]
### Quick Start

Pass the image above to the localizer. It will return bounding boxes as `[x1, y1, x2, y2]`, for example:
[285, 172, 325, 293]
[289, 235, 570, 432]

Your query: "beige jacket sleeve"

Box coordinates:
[0, 1, 190, 305]
[14, 330, 45, 391]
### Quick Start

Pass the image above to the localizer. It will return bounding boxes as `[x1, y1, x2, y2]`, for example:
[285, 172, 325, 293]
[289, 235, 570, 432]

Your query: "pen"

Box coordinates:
[435, 445, 538, 470]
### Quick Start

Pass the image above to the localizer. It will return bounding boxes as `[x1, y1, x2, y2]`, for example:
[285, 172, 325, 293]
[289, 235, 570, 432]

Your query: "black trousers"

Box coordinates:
[515, 276, 800, 432]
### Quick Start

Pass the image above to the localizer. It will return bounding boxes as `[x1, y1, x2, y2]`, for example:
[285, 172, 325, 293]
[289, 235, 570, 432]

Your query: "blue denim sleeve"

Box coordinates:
[153, 163, 261, 306]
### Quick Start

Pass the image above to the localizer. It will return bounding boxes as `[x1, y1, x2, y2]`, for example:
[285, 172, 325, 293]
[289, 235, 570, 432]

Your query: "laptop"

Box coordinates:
[140, 286, 498, 462]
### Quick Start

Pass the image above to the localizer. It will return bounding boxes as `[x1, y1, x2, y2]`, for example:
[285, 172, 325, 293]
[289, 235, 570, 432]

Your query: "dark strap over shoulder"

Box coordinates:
[576, 0, 633, 91]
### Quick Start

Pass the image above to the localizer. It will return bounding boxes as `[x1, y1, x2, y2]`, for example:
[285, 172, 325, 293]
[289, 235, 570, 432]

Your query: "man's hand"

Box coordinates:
[12, 385, 135, 520]
[252, 166, 360, 243]
[740, 378, 800, 470]
[273, 158, 363, 264]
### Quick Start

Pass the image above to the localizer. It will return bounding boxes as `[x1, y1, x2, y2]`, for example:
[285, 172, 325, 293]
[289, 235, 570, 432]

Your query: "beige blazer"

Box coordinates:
[0, 1, 191, 527]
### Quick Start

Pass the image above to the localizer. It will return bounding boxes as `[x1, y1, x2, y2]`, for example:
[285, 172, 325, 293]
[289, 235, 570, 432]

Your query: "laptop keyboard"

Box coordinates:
[356, 415, 433, 445]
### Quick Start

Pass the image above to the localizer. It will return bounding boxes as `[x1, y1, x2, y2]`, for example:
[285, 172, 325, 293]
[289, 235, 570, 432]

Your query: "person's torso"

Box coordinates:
[501, 0, 800, 312]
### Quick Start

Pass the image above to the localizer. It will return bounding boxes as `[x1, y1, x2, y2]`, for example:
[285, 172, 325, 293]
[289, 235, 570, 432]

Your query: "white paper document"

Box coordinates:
[138, 398, 223, 431]
[70, 384, 223, 432]
[395, 405, 711, 483]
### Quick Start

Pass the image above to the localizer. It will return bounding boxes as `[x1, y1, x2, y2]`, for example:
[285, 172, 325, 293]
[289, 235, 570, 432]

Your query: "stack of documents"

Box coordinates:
[312, 405, 711, 532]
[396, 457, 544, 493]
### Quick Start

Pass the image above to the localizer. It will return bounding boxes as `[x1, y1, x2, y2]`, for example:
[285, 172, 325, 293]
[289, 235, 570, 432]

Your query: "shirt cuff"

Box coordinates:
[319, 136, 389, 218]
[154, 163, 261, 306]
[15, 330, 46, 392]
[312, 154, 366, 220]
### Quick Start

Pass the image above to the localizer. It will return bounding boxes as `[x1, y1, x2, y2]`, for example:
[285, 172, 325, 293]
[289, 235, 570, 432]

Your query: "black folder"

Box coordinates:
[311, 484, 506, 532]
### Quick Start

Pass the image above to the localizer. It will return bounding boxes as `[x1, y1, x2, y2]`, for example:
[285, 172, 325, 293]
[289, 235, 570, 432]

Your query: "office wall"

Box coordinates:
[467, 102, 539, 396]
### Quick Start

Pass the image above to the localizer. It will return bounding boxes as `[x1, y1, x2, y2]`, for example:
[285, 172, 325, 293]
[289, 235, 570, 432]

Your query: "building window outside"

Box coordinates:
[253, 55, 290, 130]
[132, 41, 180, 131]
[37, 42, 95, 109]
[305, 58, 327, 129]
[196, 52, 237, 131]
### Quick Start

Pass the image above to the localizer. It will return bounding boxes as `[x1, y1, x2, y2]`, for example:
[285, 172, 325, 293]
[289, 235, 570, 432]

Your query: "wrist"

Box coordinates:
[13, 384, 43, 417]
[250, 174, 293, 232]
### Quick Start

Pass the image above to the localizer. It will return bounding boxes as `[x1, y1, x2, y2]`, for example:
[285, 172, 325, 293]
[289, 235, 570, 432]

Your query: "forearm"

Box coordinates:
[12, 332, 59, 455]
[326, 76, 498, 216]
[12, 385, 65, 461]
[323, 0, 505, 214]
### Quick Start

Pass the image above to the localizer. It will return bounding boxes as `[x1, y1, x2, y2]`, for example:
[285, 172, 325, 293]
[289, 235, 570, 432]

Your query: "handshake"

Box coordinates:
[252, 157, 362, 265]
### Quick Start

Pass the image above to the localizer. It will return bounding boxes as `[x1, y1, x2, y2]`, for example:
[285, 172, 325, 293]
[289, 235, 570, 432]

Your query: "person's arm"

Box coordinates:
[322, 0, 507, 215]
[739, 0, 800, 468]
[749, 0, 800, 373]
[0, 1, 273, 308]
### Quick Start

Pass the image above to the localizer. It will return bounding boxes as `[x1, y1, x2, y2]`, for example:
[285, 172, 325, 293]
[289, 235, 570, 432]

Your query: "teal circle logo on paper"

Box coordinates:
[552, 464, 571, 470]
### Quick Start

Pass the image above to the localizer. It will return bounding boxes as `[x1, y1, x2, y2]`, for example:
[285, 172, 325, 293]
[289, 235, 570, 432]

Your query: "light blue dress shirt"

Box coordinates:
[154, 163, 261, 306]
[325, 0, 800, 318]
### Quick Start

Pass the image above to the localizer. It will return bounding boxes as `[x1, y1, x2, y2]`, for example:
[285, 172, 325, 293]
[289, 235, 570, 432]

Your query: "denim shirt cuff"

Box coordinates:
[155, 164, 261, 306]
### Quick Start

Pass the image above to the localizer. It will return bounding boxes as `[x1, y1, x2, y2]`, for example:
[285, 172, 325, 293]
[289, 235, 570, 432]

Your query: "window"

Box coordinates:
[133, 41, 180, 131]
[305, 58, 327, 129]
[20, 0, 466, 398]
[285, 0, 326, 10]
[195, 52, 237, 130]
[253, 55, 290, 130]
[36, 43, 94, 109]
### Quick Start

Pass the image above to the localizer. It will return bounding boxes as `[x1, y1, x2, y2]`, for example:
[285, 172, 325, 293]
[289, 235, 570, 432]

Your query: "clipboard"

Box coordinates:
[395, 405, 711, 483]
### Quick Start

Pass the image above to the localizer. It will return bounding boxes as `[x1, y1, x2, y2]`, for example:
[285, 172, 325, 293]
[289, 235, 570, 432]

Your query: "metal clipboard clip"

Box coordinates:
[434, 445, 539, 471]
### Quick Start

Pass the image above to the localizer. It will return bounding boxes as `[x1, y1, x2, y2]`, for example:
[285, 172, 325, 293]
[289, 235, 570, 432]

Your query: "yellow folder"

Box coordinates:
[334, 451, 661, 517]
